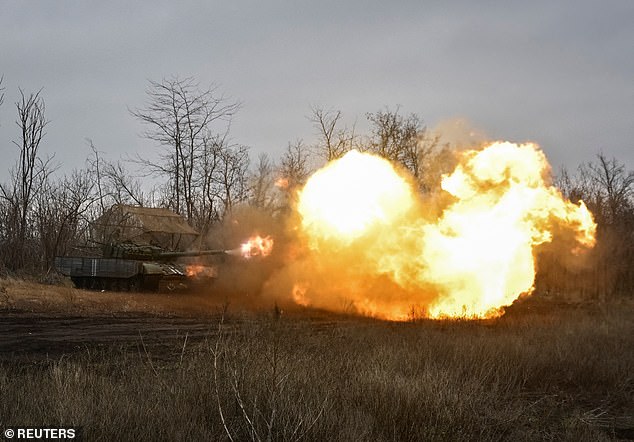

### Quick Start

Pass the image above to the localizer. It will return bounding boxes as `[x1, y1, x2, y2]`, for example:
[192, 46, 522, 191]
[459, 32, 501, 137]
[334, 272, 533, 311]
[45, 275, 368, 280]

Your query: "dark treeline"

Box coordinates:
[0, 76, 632, 300]
[536, 154, 634, 300]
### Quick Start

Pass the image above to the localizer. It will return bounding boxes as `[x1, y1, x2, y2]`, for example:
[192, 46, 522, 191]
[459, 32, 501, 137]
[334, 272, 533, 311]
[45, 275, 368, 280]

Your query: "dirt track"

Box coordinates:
[0, 279, 341, 362]
[0, 278, 242, 361]
[0, 311, 227, 362]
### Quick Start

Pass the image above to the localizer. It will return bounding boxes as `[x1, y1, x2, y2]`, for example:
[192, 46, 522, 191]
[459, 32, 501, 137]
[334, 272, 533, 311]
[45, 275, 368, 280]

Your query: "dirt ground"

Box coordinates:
[0, 277, 342, 362]
[0, 277, 250, 362]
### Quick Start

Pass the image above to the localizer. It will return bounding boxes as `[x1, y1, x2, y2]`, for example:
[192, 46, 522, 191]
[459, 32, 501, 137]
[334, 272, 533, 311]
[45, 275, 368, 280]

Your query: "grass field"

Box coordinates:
[0, 278, 633, 441]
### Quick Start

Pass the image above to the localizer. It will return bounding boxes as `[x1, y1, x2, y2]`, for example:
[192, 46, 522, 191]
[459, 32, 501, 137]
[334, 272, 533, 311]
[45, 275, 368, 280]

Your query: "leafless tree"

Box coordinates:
[280, 140, 310, 192]
[554, 166, 574, 198]
[0, 89, 53, 269]
[36, 169, 96, 270]
[274, 140, 312, 213]
[131, 76, 241, 222]
[86, 139, 107, 213]
[581, 153, 634, 224]
[544, 153, 634, 300]
[367, 107, 412, 158]
[193, 132, 223, 230]
[86, 139, 147, 213]
[102, 161, 146, 207]
[309, 106, 357, 161]
[366, 107, 441, 191]
[249, 153, 278, 213]
[215, 144, 250, 218]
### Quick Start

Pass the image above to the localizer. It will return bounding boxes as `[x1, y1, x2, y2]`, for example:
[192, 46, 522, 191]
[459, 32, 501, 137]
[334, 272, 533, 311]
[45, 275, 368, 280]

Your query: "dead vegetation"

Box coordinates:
[0, 276, 228, 317]
[0, 287, 632, 441]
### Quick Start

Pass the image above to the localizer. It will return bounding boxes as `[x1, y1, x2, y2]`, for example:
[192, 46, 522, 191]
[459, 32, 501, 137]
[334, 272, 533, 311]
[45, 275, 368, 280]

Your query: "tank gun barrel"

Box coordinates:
[155, 249, 228, 259]
[102, 243, 227, 261]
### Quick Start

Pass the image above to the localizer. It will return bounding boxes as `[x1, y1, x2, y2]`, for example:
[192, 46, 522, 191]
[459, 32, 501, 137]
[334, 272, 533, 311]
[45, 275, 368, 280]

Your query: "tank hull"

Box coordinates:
[54, 256, 204, 292]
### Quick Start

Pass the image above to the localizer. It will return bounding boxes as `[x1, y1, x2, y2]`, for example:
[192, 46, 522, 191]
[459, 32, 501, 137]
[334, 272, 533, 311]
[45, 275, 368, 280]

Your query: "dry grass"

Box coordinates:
[0, 292, 633, 441]
[0, 276, 226, 317]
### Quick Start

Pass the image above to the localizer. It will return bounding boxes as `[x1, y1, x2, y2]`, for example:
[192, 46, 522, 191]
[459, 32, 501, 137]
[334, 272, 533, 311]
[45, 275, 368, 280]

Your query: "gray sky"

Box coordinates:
[1, 0, 632, 182]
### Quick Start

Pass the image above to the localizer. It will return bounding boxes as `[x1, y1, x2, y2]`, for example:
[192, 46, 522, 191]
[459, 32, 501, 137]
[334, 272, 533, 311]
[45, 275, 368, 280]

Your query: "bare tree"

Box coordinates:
[14, 89, 51, 238]
[582, 153, 634, 224]
[194, 133, 222, 230]
[281, 140, 309, 189]
[86, 139, 107, 213]
[36, 169, 96, 270]
[366, 107, 441, 191]
[554, 166, 574, 198]
[102, 162, 146, 207]
[367, 107, 418, 163]
[249, 153, 278, 213]
[277, 140, 311, 211]
[131, 76, 240, 222]
[86, 139, 147, 210]
[215, 144, 250, 218]
[0, 89, 53, 269]
[309, 106, 357, 161]
[544, 153, 634, 300]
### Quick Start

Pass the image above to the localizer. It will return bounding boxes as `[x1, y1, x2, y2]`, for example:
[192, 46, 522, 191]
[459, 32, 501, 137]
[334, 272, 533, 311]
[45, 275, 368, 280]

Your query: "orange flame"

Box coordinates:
[289, 143, 596, 320]
[185, 264, 217, 278]
[241, 235, 274, 259]
[292, 283, 310, 307]
[275, 177, 290, 189]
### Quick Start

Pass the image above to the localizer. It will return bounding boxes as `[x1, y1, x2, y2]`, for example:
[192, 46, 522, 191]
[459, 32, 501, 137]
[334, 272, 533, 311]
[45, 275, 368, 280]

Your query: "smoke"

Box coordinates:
[432, 117, 488, 150]
[202, 205, 295, 309]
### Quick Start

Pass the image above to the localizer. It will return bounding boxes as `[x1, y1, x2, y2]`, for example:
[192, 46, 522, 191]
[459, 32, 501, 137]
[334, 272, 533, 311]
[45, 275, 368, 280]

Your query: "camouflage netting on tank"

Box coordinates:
[91, 204, 199, 251]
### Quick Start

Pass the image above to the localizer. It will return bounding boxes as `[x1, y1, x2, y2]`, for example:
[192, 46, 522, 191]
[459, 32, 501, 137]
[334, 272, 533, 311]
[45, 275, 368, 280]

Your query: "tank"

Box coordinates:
[54, 242, 227, 292]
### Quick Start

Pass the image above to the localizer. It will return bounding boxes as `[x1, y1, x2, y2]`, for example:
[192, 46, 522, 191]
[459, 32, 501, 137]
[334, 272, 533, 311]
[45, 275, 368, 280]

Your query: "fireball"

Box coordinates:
[290, 144, 596, 320]
[298, 150, 415, 245]
[241, 235, 274, 258]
